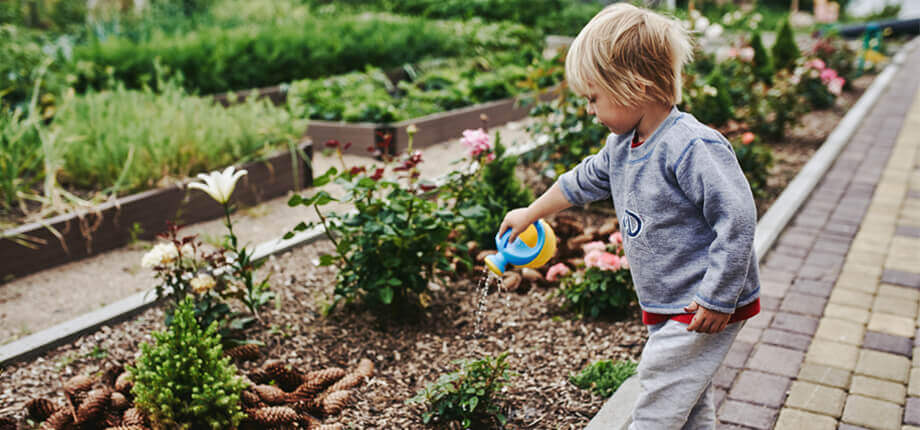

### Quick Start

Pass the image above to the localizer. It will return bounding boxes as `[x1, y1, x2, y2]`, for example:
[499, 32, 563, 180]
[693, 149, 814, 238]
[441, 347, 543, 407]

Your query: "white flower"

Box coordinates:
[188, 166, 248, 205]
[722, 14, 732, 25]
[141, 243, 180, 268]
[406, 124, 418, 135]
[190, 274, 217, 294]
[702, 85, 718, 97]
[695, 17, 710, 31]
[690, 9, 701, 20]
[739, 47, 755, 63]
[752, 13, 762, 23]
[704, 24, 723, 39]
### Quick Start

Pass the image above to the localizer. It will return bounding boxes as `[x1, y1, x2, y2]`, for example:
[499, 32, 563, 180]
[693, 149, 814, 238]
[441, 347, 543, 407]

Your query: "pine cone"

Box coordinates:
[121, 408, 146, 426]
[250, 406, 298, 426]
[104, 426, 147, 430]
[355, 358, 375, 379]
[76, 388, 111, 423]
[114, 372, 133, 394]
[290, 398, 323, 416]
[303, 368, 345, 391]
[248, 368, 270, 385]
[25, 398, 59, 422]
[101, 364, 125, 387]
[103, 409, 122, 427]
[325, 373, 362, 393]
[263, 361, 305, 392]
[298, 412, 320, 428]
[240, 390, 265, 410]
[321, 390, 351, 416]
[41, 409, 74, 430]
[253, 384, 289, 405]
[64, 375, 94, 394]
[225, 344, 261, 362]
[109, 392, 129, 411]
[315, 423, 344, 430]
[0, 416, 15, 430]
[290, 379, 325, 401]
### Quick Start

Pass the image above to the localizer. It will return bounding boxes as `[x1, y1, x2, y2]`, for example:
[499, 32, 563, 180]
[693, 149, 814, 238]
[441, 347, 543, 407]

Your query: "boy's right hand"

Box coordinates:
[499, 208, 536, 244]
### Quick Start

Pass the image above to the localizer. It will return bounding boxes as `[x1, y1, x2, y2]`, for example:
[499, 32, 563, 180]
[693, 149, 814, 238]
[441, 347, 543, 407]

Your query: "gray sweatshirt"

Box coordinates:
[558, 107, 760, 315]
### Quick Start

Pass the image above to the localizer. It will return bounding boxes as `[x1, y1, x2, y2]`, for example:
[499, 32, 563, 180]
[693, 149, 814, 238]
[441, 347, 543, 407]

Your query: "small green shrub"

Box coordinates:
[732, 133, 773, 201]
[751, 32, 774, 83]
[525, 85, 609, 176]
[0, 105, 43, 212]
[689, 68, 734, 127]
[557, 235, 635, 319]
[772, 19, 800, 72]
[129, 297, 248, 430]
[408, 352, 513, 429]
[570, 360, 638, 398]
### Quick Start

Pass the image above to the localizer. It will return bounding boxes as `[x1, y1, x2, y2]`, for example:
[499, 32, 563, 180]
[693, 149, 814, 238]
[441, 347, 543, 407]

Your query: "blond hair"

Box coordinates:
[565, 3, 693, 107]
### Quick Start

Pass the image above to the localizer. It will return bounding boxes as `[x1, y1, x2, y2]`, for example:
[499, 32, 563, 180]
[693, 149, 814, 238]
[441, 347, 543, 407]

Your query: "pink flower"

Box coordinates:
[806, 58, 826, 71]
[598, 252, 621, 271]
[741, 132, 755, 145]
[820, 68, 838, 84]
[620, 256, 629, 269]
[546, 263, 571, 282]
[460, 128, 492, 158]
[609, 232, 623, 245]
[585, 250, 604, 269]
[583, 241, 606, 255]
[739, 47, 755, 63]
[828, 77, 845, 96]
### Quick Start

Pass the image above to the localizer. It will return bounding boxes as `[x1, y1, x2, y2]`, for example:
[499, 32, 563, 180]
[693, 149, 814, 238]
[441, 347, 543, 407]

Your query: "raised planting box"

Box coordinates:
[0, 141, 313, 281]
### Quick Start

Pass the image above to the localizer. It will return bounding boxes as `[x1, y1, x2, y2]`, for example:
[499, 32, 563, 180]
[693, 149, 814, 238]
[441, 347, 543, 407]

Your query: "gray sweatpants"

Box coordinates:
[628, 319, 744, 430]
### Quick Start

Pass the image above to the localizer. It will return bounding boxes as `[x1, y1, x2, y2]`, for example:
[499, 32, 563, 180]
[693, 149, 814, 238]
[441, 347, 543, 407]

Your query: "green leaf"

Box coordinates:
[313, 167, 338, 187]
[379, 287, 394, 304]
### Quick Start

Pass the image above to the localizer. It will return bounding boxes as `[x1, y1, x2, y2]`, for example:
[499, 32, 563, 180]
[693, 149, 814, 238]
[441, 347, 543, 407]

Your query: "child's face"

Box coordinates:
[584, 84, 643, 136]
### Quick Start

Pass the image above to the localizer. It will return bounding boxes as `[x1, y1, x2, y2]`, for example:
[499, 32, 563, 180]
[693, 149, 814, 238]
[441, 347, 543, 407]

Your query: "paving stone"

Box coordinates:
[910, 369, 920, 398]
[878, 285, 920, 305]
[829, 288, 875, 310]
[761, 277, 793, 299]
[774, 408, 837, 430]
[799, 264, 843, 282]
[760, 328, 813, 351]
[736, 325, 763, 344]
[784, 380, 846, 416]
[798, 361, 851, 390]
[772, 245, 810, 258]
[723, 341, 754, 369]
[760, 295, 781, 311]
[824, 303, 871, 324]
[863, 331, 914, 357]
[714, 366, 739, 390]
[897, 225, 920, 238]
[904, 397, 920, 426]
[914, 347, 920, 366]
[836, 269, 882, 294]
[805, 340, 860, 370]
[873, 294, 920, 319]
[850, 375, 907, 405]
[789, 279, 835, 298]
[717, 400, 778, 429]
[838, 425, 870, 430]
[867, 313, 916, 338]
[855, 349, 912, 383]
[770, 312, 819, 336]
[747, 344, 804, 377]
[780, 292, 828, 317]
[842, 395, 903, 430]
[728, 371, 790, 408]
[815, 317, 866, 345]
[903, 426, 920, 430]
[765, 253, 805, 272]
[746, 309, 773, 329]
[883, 269, 920, 289]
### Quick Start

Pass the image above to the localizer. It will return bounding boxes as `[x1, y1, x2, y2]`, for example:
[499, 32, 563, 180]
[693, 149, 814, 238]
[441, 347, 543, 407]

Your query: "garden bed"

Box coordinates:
[0, 141, 313, 281]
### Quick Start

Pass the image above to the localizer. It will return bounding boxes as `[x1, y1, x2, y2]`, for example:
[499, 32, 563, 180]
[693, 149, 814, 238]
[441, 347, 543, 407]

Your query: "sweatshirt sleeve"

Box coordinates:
[557, 138, 613, 206]
[674, 138, 757, 314]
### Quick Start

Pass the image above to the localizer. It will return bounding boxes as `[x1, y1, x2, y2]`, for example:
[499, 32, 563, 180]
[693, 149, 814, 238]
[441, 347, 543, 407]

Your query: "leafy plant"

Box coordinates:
[732, 133, 773, 201]
[0, 104, 43, 212]
[129, 297, 248, 430]
[557, 235, 636, 319]
[408, 352, 513, 429]
[686, 68, 734, 127]
[570, 360, 637, 398]
[741, 71, 807, 141]
[772, 19, 800, 72]
[286, 136, 461, 314]
[750, 31, 774, 83]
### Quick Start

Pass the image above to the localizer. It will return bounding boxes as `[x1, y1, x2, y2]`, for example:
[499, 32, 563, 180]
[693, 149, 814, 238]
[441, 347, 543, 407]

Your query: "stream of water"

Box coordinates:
[472, 269, 503, 338]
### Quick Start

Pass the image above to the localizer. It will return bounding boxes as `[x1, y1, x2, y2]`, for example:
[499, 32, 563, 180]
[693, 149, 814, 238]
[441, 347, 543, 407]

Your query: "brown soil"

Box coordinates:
[0, 74, 875, 429]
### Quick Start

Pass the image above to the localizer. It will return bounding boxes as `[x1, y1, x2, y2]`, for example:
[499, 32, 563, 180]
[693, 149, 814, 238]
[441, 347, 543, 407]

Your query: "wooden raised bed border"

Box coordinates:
[1, 141, 313, 281]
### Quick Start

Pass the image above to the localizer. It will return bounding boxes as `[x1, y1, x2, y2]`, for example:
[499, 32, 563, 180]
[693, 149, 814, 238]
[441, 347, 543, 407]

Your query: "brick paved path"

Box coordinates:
[714, 43, 920, 430]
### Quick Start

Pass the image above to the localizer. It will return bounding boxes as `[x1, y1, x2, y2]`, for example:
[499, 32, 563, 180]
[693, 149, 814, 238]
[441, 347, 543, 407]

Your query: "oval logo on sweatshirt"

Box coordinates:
[623, 209, 643, 237]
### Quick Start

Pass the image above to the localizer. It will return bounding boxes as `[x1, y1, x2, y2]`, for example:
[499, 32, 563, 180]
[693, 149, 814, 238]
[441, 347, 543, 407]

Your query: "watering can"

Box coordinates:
[485, 219, 557, 276]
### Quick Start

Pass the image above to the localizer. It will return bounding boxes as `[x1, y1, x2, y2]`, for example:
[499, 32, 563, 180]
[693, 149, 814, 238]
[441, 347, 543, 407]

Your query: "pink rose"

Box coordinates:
[585, 250, 604, 268]
[583, 241, 606, 255]
[806, 58, 826, 71]
[828, 76, 845, 96]
[620, 256, 629, 269]
[820, 68, 838, 84]
[609, 232, 623, 245]
[598, 252, 621, 271]
[460, 128, 492, 157]
[741, 132, 755, 145]
[546, 263, 571, 282]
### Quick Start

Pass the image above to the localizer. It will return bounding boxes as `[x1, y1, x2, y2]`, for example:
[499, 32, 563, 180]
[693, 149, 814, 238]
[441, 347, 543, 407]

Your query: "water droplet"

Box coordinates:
[472, 269, 503, 338]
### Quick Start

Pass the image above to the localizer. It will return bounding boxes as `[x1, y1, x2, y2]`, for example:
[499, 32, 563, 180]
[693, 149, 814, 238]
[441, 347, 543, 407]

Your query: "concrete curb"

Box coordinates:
[584, 38, 917, 430]
[0, 135, 549, 366]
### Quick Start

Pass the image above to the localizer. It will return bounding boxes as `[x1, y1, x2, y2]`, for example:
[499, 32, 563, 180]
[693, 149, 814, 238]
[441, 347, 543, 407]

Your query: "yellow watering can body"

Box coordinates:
[485, 219, 557, 276]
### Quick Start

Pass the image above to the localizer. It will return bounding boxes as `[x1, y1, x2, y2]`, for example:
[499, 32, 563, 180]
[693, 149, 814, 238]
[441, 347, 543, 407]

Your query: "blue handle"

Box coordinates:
[494, 221, 545, 267]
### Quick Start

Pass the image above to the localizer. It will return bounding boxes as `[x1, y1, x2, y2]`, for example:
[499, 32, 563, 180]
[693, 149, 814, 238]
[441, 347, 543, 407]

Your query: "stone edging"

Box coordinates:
[584, 39, 917, 430]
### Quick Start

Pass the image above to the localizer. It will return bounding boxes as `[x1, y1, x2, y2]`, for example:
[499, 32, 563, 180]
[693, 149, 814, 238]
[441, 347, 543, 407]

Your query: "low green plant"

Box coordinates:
[557, 235, 636, 319]
[772, 19, 800, 72]
[751, 32, 774, 83]
[685, 68, 734, 127]
[742, 71, 807, 141]
[0, 104, 43, 212]
[570, 360, 638, 398]
[732, 133, 774, 201]
[408, 352, 513, 429]
[129, 297, 248, 430]
[286, 135, 461, 314]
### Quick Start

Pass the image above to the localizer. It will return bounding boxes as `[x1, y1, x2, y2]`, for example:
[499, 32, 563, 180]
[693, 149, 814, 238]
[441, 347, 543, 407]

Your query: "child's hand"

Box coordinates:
[499, 208, 536, 244]
[684, 301, 731, 333]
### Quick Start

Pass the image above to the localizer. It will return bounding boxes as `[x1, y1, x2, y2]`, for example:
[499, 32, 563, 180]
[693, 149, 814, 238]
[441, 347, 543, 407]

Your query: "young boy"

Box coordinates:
[499, 4, 760, 429]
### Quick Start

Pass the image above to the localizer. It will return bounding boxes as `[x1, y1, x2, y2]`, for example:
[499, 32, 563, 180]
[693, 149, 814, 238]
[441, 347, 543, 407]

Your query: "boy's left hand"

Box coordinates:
[684, 301, 731, 333]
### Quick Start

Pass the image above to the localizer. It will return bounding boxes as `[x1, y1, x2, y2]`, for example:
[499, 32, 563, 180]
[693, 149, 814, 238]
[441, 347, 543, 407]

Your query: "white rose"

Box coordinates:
[190, 274, 217, 294]
[695, 17, 710, 31]
[704, 24, 723, 39]
[739, 47, 755, 62]
[690, 9, 701, 20]
[702, 85, 718, 97]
